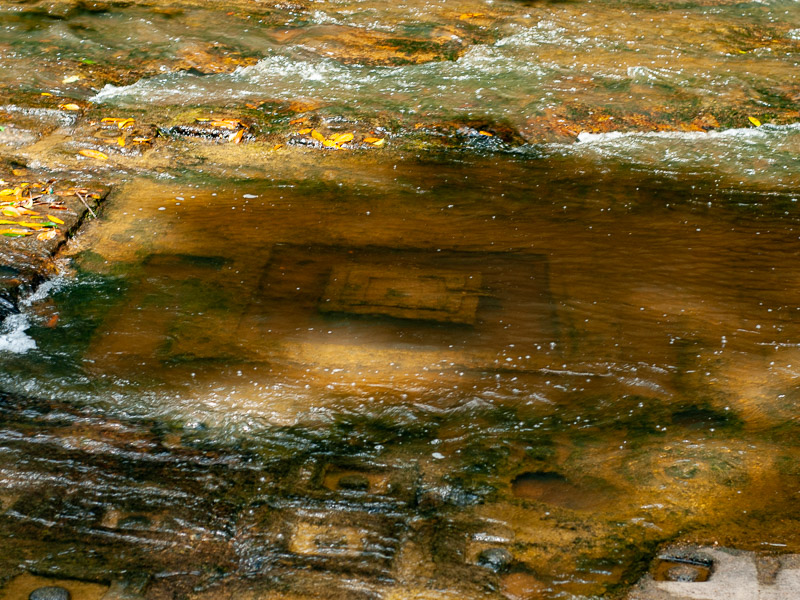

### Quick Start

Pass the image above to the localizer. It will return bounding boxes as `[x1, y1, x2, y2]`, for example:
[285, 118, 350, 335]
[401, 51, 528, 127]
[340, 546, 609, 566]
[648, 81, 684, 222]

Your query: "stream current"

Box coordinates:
[1, 0, 800, 598]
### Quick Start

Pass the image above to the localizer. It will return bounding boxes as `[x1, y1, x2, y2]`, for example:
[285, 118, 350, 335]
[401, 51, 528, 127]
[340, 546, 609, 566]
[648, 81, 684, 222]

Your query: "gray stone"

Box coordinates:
[477, 547, 513, 572]
[29, 586, 71, 600]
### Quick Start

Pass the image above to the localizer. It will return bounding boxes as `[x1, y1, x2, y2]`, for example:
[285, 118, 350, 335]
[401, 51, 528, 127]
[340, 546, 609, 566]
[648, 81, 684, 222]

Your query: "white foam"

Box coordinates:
[575, 123, 800, 145]
[0, 313, 36, 354]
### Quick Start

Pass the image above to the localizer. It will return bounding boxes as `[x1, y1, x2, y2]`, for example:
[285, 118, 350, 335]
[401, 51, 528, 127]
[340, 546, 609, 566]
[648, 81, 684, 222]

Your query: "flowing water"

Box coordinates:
[1, 0, 800, 598]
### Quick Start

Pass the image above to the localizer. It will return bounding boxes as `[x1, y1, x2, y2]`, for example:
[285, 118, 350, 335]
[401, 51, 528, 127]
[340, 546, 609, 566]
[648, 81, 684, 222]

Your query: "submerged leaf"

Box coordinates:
[58, 103, 81, 111]
[748, 116, 761, 127]
[331, 132, 354, 145]
[79, 149, 109, 160]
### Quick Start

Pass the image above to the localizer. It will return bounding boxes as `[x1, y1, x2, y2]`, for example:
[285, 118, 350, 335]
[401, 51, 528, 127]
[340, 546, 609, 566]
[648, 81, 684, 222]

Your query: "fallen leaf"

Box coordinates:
[117, 135, 126, 147]
[478, 130, 493, 136]
[331, 132, 354, 145]
[47, 215, 65, 224]
[364, 137, 381, 143]
[748, 116, 761, 127]
[272, 143, 283, 151]
[289, 117, 309, 125]
[132, 137, 153, 144]
[0, 220, 18, 225]
[1, 207, 21, 217]
[459, 12, 485, 19]
[311, 129, 326, 143]
[0, 228, 33, 237]
[58, 103, 81, 111]
[229, 129, 245, 143]
[79, 149, 108, 160]
[38, 229, 58, 241]
[297, 128, 312, 135]
[118, 118, 135, 129]
[0, 189, 15, 196]
[45, 313, 59, 327]
[207, 119, 244, 130]
[41, 92, 53, 97]
[370, 138, 386, 147]
[17, 221, 46, 229]
[62, 75, 82, 84]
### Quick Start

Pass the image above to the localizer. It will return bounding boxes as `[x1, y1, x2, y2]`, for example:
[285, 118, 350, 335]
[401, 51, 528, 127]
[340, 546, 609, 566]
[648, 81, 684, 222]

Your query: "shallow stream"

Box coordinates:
[1, 0, 800, 598]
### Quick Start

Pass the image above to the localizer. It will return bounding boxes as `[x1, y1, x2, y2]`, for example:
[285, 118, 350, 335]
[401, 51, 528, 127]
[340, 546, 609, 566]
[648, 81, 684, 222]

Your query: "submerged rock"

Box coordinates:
[29, 587, 70, 600]
[477, 547, 513, 572]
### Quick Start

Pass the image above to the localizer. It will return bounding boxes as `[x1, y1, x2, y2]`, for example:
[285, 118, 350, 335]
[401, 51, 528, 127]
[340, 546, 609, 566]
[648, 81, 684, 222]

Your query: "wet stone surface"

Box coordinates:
[1, 0, 800, 595]
[28, 588, 70, 600]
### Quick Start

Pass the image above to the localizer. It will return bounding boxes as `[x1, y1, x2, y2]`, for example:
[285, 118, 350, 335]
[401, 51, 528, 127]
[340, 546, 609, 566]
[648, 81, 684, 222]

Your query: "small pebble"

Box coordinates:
[29, 586, 71, 600]
[478, 547, 513, 572]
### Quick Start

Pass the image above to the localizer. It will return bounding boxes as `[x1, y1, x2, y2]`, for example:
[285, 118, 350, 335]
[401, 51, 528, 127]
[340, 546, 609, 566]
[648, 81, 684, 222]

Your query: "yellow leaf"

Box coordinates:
[459, 12, 484, 19]
[370, 138, 386, 147]
[208, 119, 243, 130]
[117, 136, 126, 147]
[229, 129, 245, 143]
[322, 139, 339, 149]
[1, 207, 21, 217]
[478, 130, 493, 136]
[118, 118, 135, 129]
[289, 117, 308, 125]
[311, 129, 326, 143]
[41, 92, 53, 96]
[132, 137, 152, 144]
[297, 128, 312, 135]
[101, 117, 126, 124]
[79, 149, 108, 160]
[748, 116, 761, 127]
[272, 143, 283, 151]
[0, 220, 18, 225]
[0, 189, 15, 196]
[331, 133, 354, 145]
[58, 103, 81, 111]
[47, 215, 65, 224]
[0, 228, 32, 236]
[17, 221, 45, 229]
[37, 230, 57, 241]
